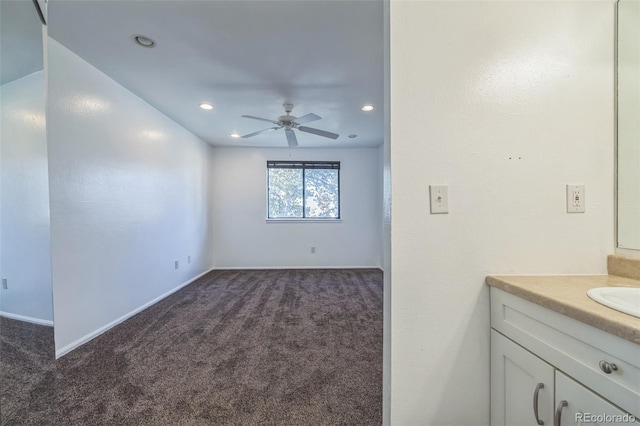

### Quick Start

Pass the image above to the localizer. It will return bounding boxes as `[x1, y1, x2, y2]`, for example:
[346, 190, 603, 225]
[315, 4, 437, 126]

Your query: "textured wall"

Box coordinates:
[390, 1, 615, 424]
[47, 39, 215, 356]
[210, 146, 382, 269]
[0, 71, 53, 324]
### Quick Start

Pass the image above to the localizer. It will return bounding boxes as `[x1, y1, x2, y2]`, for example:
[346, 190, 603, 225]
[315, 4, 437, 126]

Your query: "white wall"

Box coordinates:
[47, 38, 215, 357]
[381, 0, 392, 415]
[390, 1, 614, 424]
[210, 146, 381, 269]
[0, 70, 53, 325]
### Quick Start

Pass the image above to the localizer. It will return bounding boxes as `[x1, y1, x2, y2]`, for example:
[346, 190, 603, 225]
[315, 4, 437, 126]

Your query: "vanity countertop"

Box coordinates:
[486, 274, 640, 345]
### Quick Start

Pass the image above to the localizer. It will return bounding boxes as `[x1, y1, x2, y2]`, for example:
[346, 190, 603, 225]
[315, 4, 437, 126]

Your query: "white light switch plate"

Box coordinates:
[566, 184, 585, 213]
[430, 185, 449, 214]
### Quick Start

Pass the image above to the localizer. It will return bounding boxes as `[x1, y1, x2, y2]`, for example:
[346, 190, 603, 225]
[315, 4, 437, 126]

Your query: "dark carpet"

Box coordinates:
[0, 317, 57, 425]
[1, 269, 383, 425]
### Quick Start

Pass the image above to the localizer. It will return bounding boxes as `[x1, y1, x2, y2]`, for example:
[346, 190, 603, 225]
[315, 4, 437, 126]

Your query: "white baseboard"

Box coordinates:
[55, 267, 215, 359]
[0, 311, 54, 327]
[212, 266, 383, 270]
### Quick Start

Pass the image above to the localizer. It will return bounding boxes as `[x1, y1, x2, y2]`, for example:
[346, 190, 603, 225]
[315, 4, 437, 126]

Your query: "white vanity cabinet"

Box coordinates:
[490, 287, 640, 426]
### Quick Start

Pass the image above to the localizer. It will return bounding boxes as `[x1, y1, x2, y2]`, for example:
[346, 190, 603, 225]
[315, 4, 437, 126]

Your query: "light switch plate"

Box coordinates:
[430, 185, 449, 214]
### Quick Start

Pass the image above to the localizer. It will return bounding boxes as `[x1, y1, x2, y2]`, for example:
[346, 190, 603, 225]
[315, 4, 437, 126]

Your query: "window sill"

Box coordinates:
[266, 218, 342, 223]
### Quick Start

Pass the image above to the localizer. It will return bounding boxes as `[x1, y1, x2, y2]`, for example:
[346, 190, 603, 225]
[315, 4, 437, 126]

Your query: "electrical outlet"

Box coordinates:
[311, 246, 316, 254]
[174, 261, 179, 270]
[2, 278, 7, 289]
[567, 184, 585, 213]
[429, 185, 449, 214]
[188, 255, 191, 264]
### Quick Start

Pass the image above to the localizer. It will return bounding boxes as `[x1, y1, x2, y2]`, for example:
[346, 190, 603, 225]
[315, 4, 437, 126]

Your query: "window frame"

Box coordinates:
[266, 161, 341, 220]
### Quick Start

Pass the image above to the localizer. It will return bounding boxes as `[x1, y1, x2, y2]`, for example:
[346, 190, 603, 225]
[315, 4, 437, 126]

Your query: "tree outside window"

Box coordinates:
[267, 161, 340, 219]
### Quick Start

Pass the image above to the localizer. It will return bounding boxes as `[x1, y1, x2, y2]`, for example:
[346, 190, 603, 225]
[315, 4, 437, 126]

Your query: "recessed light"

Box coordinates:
[348, 134, 358, 139]
[200, 103, 214, 110]
[132, 35, 155, 48]
[230, 133, 240, 138]
[361, 105, 374, 112]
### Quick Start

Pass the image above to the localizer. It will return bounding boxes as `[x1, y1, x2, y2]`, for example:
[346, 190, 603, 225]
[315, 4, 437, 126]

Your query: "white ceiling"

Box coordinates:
[0, 0, 44, 85]
[48, 0, 384, 148]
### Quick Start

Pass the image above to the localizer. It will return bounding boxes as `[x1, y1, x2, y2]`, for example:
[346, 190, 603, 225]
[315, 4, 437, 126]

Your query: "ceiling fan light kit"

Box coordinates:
[241, 103, 339, 147]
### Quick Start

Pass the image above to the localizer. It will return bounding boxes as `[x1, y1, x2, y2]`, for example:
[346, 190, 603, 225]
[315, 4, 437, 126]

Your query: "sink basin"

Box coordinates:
[587, 287, 640, 318]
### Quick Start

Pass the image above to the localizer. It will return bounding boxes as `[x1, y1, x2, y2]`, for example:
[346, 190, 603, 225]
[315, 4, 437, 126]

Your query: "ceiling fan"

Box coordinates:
[241, 103, 339, 147]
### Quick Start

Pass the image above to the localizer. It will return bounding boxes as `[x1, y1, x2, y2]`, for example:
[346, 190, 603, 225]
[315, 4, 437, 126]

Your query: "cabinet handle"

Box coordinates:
[554, 400, 568, 426]
[533, 383, 545, 425]
[599, 360, 618, 374]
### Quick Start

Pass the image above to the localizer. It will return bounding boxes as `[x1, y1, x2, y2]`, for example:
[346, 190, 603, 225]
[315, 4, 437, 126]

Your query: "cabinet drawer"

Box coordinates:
[491, 288, 640, 417]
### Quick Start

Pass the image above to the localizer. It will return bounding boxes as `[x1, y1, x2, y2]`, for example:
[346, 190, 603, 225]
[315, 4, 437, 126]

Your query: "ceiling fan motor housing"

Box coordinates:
[278, 115, 296, 124]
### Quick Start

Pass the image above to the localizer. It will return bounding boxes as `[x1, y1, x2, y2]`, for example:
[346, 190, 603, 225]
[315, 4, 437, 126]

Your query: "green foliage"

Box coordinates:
[268, 167, 339, 218]
[268, 169, 303, 217]
[304, 169, 339, 218]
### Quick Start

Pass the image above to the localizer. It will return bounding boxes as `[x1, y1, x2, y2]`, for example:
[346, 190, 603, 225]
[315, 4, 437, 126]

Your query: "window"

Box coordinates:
[267, 161, 340, 219]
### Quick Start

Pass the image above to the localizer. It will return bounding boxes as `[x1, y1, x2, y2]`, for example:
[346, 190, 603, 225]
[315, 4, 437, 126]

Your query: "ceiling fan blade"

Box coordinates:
[241, 127, 279, 138]
[297, 126, 339, 140]
[285, 129, 298, 147]
[293, 113, 321, 125]
[241, 115, 279, 125]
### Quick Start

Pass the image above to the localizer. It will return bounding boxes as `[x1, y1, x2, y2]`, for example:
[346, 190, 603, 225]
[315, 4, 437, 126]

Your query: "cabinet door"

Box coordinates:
[555, 371, 639, 426]
[491, 330, 554, 426]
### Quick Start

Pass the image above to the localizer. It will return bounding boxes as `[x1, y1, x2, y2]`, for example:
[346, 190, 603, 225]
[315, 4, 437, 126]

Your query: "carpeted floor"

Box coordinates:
[1, 269, 383, 425]
[0, 317, 57, 425]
